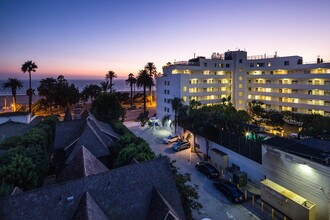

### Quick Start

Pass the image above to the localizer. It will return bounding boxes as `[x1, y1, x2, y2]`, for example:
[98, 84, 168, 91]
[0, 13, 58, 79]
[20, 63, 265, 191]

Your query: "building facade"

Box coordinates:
[156, 50, 330, 121]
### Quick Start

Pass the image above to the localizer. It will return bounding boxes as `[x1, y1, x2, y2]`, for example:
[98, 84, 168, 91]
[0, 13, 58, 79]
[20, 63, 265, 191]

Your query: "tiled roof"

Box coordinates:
[57, 146, 109, 183]
[0, 157, 185, 220]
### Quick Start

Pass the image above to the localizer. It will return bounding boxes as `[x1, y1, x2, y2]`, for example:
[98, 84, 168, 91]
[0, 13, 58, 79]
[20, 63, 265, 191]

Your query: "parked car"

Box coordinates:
[172, 140, 190, 152]
[195, 162, 219, 179]
[163, 134, 180, 144]
[213, 179, 244, 203]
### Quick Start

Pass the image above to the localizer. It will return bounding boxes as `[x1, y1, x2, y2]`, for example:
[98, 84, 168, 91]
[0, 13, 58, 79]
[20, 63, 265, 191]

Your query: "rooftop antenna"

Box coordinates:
[194, 53, 195, 58]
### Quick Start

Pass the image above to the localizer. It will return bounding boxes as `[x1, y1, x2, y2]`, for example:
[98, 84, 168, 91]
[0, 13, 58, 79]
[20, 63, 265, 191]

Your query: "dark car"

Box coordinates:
[213, 179, 244, 203]
[195, 162, 219, 179]
[172, 140, 190, 152]
[163, 134, 181, 144]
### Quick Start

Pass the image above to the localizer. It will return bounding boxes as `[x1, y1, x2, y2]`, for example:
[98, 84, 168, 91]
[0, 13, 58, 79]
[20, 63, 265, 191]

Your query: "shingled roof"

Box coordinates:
[0, 157, 185, 220]
[57, 146, 109, 183]
[72, 191, 108, 220]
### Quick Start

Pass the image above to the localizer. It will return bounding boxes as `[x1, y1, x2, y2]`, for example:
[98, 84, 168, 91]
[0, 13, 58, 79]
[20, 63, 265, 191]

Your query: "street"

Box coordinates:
[124, 121, 261, 220]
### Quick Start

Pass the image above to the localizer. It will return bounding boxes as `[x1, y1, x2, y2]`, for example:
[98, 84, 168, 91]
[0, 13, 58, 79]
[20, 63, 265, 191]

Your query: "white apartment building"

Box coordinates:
[156, 50, 330, 121]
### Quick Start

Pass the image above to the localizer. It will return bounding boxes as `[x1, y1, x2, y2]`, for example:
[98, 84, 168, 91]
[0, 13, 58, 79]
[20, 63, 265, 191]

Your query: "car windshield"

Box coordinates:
[205, 164, 216, 172]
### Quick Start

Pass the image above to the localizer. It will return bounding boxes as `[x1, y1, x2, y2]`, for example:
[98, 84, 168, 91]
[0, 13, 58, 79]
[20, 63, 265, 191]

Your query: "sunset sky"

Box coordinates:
[0, 0, 329, 79]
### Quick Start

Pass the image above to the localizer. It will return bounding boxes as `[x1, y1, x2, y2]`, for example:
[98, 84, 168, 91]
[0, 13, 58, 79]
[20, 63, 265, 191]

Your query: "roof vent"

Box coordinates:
[66, 196, 74, 203]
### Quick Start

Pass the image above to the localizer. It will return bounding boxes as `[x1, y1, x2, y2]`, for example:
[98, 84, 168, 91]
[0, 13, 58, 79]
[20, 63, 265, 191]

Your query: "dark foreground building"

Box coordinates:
[0, 156, 185, 220]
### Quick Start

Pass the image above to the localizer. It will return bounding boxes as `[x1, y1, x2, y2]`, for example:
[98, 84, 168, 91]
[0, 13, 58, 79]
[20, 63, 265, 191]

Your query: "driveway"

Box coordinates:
[124, 121, 261, 220]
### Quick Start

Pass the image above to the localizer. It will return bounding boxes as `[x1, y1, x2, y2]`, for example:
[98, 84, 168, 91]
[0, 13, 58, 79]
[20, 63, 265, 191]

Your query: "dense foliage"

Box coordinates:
[37, 75, 80, 110]
[91, 93, 123, 123]
[0, 115, 58, 197]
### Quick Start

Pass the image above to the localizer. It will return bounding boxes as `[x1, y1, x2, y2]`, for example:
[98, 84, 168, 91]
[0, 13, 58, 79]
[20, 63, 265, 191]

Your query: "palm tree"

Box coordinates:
[2, 78, 23, 112]
[125, 73, 136, 107]
[21, 60, 38, 113]
[136, 69, 154, 113]
[100, 81, 110, 93]
[171, 97, 183, 134]
[105, 70, 117, 93]
[144, 62, 157, 105]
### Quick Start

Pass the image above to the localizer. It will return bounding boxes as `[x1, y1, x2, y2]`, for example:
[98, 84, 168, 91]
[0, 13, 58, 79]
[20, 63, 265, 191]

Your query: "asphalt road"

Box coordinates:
[124, 121, 261, 220]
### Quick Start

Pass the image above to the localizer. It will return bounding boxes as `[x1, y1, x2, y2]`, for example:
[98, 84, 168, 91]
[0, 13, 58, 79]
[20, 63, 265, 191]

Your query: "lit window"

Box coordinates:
[248, 95, 252, 99]
[265, 88, 271, 92]
[239, 76, 243, 81]
[239, 107, 242, 110]
[239, 92, 243, 96]
[239, 84, 243, 88]
[183, 96, 187, 102]
[239, 67, 243, 72]
[183, 86, 187, 92]
[239, 100, 243, 104]
[268, 62, 271, 67]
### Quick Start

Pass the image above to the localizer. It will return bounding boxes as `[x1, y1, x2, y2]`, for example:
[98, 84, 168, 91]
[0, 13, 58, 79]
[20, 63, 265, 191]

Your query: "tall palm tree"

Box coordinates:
[2, 78, 23, 112]
[136, 69, 154, 113]
[21, 60, 38, 113]
[125, 73, 136, 107]
[144, 62, 157, 105]
[171, 97, 183, 134]
[105, 70, 117, 93]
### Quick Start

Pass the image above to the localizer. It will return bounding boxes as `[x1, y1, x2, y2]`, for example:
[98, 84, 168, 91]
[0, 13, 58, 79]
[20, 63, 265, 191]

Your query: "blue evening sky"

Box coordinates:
[0, 0, 329, 79]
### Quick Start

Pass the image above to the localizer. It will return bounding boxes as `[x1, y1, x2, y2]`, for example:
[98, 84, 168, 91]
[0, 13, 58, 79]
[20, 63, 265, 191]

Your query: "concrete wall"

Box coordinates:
[262, 146, 330, 220]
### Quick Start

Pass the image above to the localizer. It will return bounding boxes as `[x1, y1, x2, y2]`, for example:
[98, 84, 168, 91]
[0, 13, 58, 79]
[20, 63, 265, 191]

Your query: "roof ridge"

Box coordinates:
[86, 118, 108, 150]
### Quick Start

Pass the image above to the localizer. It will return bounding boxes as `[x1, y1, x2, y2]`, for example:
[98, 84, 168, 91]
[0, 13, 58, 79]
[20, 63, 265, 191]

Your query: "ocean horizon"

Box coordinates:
[0, 79, 155, 95]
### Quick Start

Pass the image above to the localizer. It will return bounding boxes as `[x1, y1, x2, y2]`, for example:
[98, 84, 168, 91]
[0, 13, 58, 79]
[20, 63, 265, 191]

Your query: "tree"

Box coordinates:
[170, 160, 201, 220]
[144, 62, 157, 105]
[0, 154, 38, 190]
[2, 78, 23, 112]
[125, 73, 136, 107]
[100, 81, 110, 93]
[171, 97, 183, 134]
[54, 75, 80, 107]
[106, 70, 117, 93]
[81, 84, 102, 102]
[136, 69, 154, 113]
[37, 77, 57, 113]
[21, 60, 38, 114]
[91, 93, 123, 123]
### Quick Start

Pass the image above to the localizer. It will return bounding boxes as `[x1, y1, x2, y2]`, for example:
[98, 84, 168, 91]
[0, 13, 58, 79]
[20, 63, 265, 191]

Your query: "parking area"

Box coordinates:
[124, 121, 265, 220]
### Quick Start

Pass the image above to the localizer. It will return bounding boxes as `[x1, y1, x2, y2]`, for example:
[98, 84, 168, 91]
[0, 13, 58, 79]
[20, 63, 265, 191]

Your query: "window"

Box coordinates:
[248, 80, 251, 83]
[164, 81, 167, 85]
[226, 64, 230, 68]
[204, 62, 207, 67]
[239, 92, 243, 96]
[239, 84, 243, 88]
[250, 63, 254, 67]
[164, 98, 166, 103]
[256, 62, 264, 67]
[239, 59, 242, 63]
[284, 61, 290, 66]
[183, 86, 187, 92]
[239, 76, 243, 81]
[239, 100, 243, 104]
[219, 63, 224, 68]
[268, 62, 271, 67]
[248, 87, 251, 91]
[266, 80, 271, 84]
